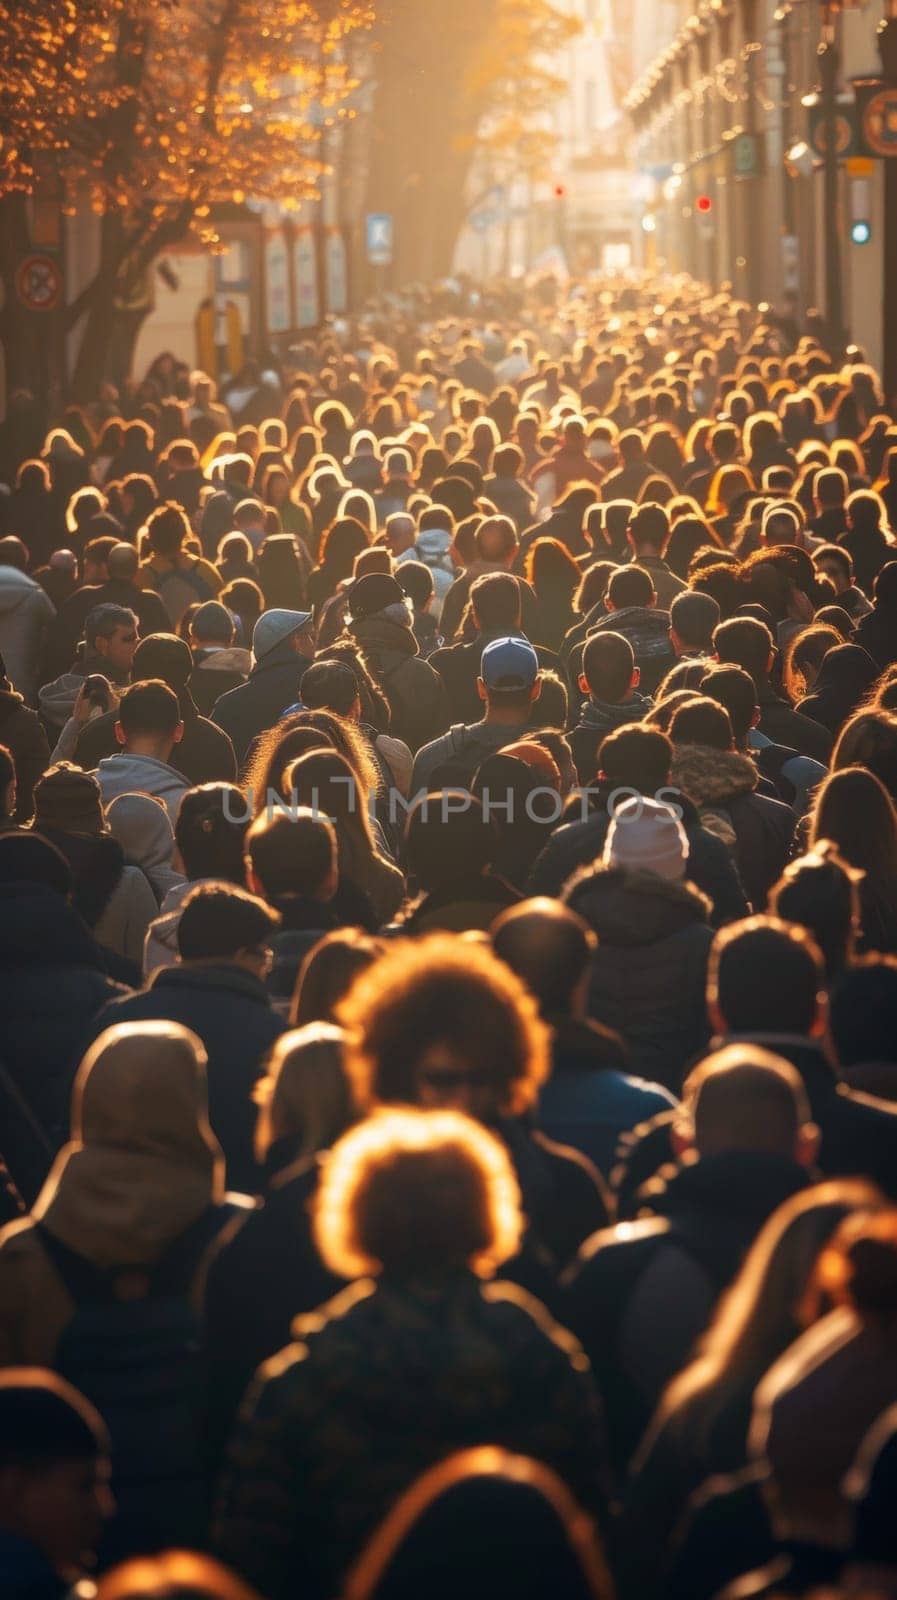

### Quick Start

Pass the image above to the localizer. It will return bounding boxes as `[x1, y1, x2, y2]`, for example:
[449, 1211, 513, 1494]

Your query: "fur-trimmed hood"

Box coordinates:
[563, 863, 712, 947]
[671, 743, 760, 853]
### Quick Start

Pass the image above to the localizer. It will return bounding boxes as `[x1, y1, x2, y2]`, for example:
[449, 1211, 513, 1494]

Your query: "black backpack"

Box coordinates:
[38, 1205, 230, 1561]
[425, 723, 498, 789]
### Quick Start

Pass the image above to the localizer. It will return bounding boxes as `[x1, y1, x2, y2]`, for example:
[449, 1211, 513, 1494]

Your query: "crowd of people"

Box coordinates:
[2, 275, 897, 1600]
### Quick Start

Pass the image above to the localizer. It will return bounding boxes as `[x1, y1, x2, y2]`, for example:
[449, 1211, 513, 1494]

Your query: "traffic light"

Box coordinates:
[696, 194, 712, 214]
[554, 184, 566, 199]
[850, 176, 871, 246]
[851, 219, 872, 245]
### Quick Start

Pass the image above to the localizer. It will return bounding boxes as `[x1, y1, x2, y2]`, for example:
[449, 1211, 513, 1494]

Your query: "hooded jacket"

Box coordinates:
[35, 824, 158, 970]
[398, 529, 456, 620]
[211, 639, 307, 765]
[143, 877, 209, 977]
[75, 688, 237, 786]
[96, 752, 191, 825]
[351, 611, 448, 754]
[189, 645, 251, 717]
[105, 792, 185, 904]
[671, 743, 794, 910]
[0, 686, 49, 822]
[86, 962, 287, 1194]
[564, 866, 714, 1091]
[0, 566, 55, 705]
[538, 1013, 675, 1181]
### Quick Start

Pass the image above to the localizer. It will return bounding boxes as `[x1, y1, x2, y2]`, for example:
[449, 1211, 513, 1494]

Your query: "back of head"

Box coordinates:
[146, 502, 188, 557]
[404, 793, 496, 891]
[492, 898, 595, 1016]
[246, 807, 336, 899]
[177, 882, 280, 962]
[581, 631, 635, 704]
[709, 914, 825, 1036]
[770, 843, 860, 983]
[669, 695, 734, 751]
[94, 1551, 263, 1600]
[0, 829, 73, 897]
[670, 590, 720, 652]
[681, 1043, 809, 1157]
[470, 571, 521, 633]
[117, 679, 181, 743]
[596, 723, 672, 793]
[132, 632, 193, 691]
[713, 615, 774, 683]
[699, 663, 756, 745]
[299, 658, 360, 718]
[607, 565, 654, 611]
[0, 1369, 108, 1469]
[628, 502, 669, 552]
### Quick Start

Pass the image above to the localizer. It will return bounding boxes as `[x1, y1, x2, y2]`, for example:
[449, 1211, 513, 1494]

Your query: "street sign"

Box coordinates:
[366, 212, 393, 266]
[808, 104, 857, 159]
[856, 82, 897, 157]
[15, 254, 62, 312]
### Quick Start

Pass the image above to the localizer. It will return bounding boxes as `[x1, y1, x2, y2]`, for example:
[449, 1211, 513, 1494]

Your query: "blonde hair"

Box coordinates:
[253, 1024, 353, 1162]
[314, 1108, 522, 1281]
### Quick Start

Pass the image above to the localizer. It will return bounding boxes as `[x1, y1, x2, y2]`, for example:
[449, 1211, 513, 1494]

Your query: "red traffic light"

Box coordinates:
[554, 184, 566, 198]
[696, 194, 712, 213]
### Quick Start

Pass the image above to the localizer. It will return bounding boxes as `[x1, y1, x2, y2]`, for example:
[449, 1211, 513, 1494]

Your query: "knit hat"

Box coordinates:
[33, 762, 107, 838]
[252, 608, 314, 662]
[603, 796, 689, 881]
[191, 600, 235, 644]
[346, 573, 411, 624]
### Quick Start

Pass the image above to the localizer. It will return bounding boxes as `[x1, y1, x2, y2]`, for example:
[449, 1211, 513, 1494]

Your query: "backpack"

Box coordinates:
[425, 722, 498, 788]
[150, 563, 214, 628]
[38, 1205, 230, 1561]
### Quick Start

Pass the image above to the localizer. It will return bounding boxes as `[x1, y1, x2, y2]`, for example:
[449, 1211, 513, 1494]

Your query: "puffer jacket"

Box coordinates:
[564, 866, 713, 1091]
[0, 566, 55, 705]
[671, 743, 794, 911]
[398, 528, 456, 620]
[350, 612, 448, 753]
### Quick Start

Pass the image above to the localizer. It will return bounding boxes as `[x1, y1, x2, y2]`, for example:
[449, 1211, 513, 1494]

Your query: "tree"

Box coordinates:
[0, 0, 372, 399]
[361, 0, 578, 287]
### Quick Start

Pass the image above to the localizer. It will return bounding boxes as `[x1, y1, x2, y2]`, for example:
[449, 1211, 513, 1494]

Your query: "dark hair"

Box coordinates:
[247, 809, 336, 898]
[0, 830, 72, 896]
[0, 742, 15, 805]
[669, 696, 733, 750]
[492, 898, 597, 1016]
[396, 560, 435, 610]
[299, 659, 359, 718]
[0, 1371, 108, 1468]
[117, 679, 181, 739]
[608, 565, 654, 610]
[145, 501, 189, 556]
[84, 602, 137, 649]
[713, 615, 774, 682]
[830, 956, 897, 1067]
[581, 632, 635, 703]
[770, 844, 860, 983]
[628, 502, 670, 551]
[292, 929, 384, 1026]
[404, 793, 496, 892]
[710, 916, 824, 1034]
[597, 724, 672, 792]
[670, 590, 720, 651]
[470, 571, 521, 632]
[177, 882, 280, 960]
[700, 663, 757, 744]
[174, 783, 250, 882]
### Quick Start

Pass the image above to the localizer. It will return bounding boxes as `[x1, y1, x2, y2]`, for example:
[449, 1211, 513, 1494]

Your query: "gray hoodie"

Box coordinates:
[0, 565, 55, 705]
[143, 876, 213, 977]
[96, 753, 191, 825]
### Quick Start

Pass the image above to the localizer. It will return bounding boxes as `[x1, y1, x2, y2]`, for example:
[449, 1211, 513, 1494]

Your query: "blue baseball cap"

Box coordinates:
[480, 636, 539, 692]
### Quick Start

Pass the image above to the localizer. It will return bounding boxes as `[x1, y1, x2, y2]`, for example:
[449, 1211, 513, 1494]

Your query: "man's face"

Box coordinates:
[414, 1045, 495, 1122]
[82, 558, 107, 586]
[293, 626, 316, 662]
[5, 1455, 113, 1572]
[97, 622, 138, 674]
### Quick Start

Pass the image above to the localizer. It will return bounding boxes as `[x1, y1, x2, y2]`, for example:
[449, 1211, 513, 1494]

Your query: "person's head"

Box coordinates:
[810, 764, 897, 880]
[313, 1107, 522, 1282]
[492, 898, 597, 1019]
[245, 807, 338, 904]
[0, 1371, 112, 1574]
[605, 565, 655, 612]
[292, 931, 384, 1028]
[814, 1210, 897, 1331]
[676, 1044, 816, 1166]
[600, 794, 690, 881]
[253, 1023, 353, 1165]
[81, 534, 119, 585]
[470, 571, 522, 635]
[114, 679, 183, 760]
[337, 935, 550, 1124]
[578, 632, 638, 707]
[708, 915, 827, 1038]
[814, 465, 848, 511]
[525, 537, 580, 597]
[189, 600, 236, 650]
[396, 559, 435, 616]
[171, 783, 248, 884]
[712, 615, 775, 686]
[404, 793, 497, 892]
[84, 603, 139, 677]
[699, 663, 758, 749]
[474, 514, 518, 567]
[0, 738, 14, 824]
[300, 657, 361, 721]
[627, 502, 670, 558]
[670, 590, 720, 656]
[144, 502, 189, 559]
[176, 882, 281, 979]
[813, 543, 854, 595]
[770, 843, 861, 983]
[832, 708, 897, 801]
[94, 1552, 263, 1600]
[784, 623, 842, 701]
[383, 512, 415, 559]
[592, 724, 671, 800]
[477, 636, 541, 719]
[251, 607, 315, 666]
[669, 695, 734, 752]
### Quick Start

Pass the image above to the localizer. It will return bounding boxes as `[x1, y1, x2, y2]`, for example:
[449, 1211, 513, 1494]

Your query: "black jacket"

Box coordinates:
[528, 788, 749, 929]
[0, 885, 127, 1203]
[756, 683, 833, 763]
[267, 897, 341, 1009]
[430, 630, 561, 726]
[670, 744, 794, 910]
[564, 867, 714, 1092]
[212, 644, 307, 765]
[87, 963, 287, 1194]
[350, 614, 448, 754]
[855, 603, 897, 671]
[568, 693, 654, 785]
[564, 1150, 810, 1477]
[0, 688, 49, 823]
[75, 691, 237, 785]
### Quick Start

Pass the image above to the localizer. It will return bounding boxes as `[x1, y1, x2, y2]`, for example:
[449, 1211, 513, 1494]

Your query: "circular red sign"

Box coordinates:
[15, 254, 63, 312]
